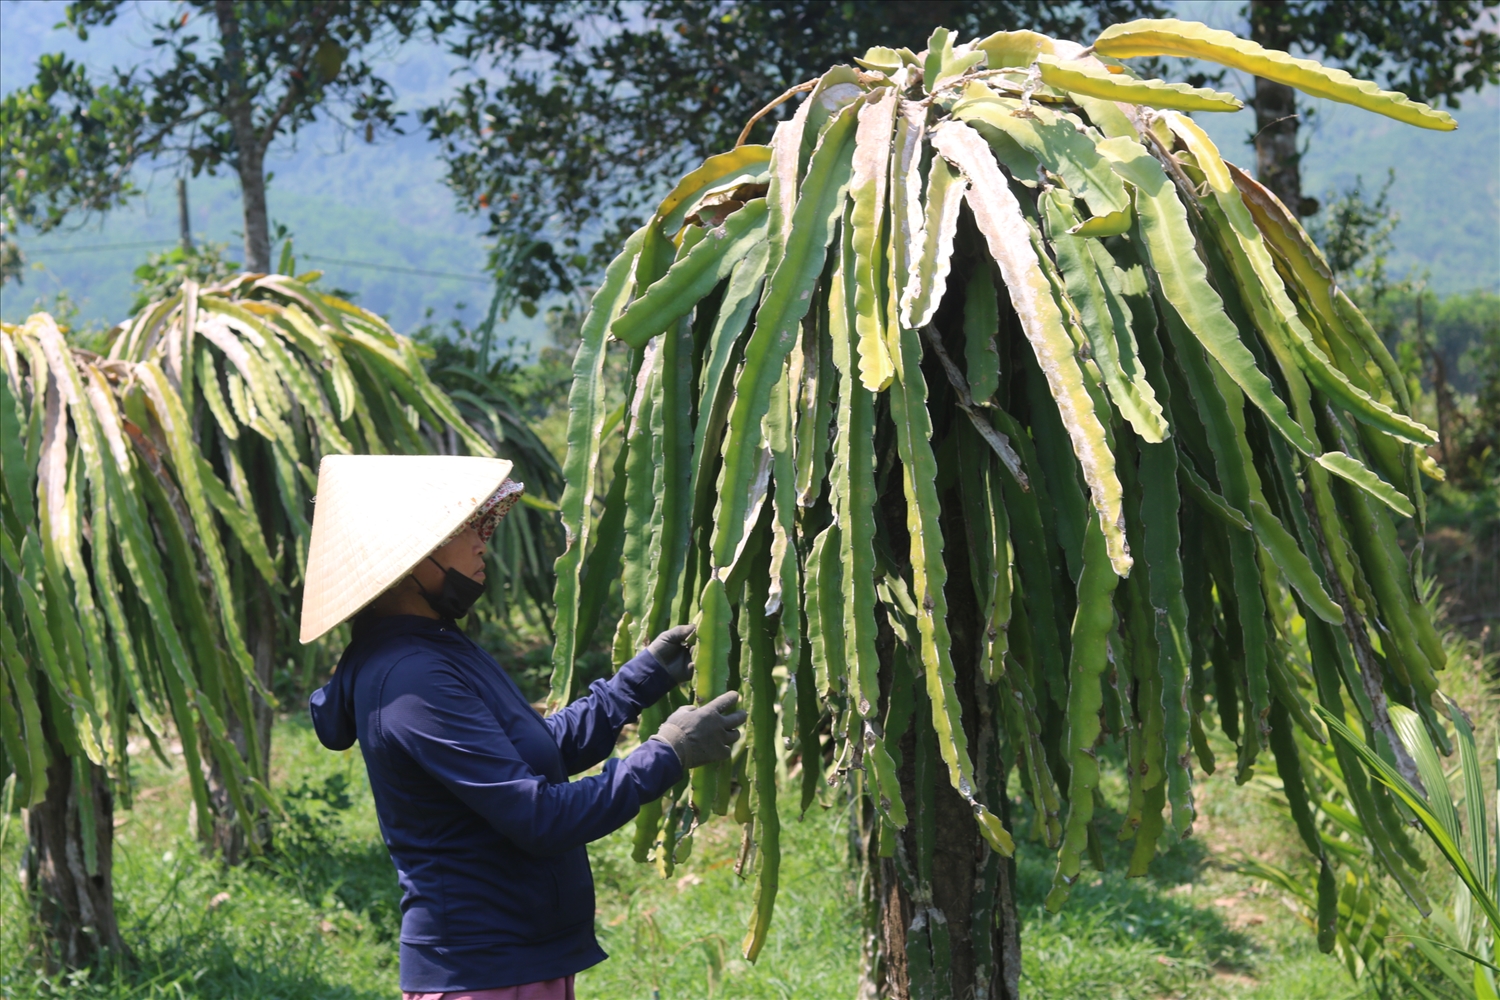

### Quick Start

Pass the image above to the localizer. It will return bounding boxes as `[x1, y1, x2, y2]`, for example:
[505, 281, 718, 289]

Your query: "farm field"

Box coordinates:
[5, 705, 1427, 999]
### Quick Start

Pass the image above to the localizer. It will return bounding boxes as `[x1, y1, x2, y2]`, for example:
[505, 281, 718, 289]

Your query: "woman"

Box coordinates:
[301, 455, 744, 999]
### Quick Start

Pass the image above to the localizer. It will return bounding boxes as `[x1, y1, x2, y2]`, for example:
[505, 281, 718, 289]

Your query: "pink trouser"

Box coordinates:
[403, 975, 575, 1000]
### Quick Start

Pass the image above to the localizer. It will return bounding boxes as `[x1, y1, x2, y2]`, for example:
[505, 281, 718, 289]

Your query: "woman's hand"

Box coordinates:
[647, 624, 696, 684]
[649, 692, 746, 769]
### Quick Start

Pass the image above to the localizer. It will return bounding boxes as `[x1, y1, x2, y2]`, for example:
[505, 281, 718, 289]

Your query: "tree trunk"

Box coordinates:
[1414, 291, 1458, 469]
[214, 0, 272, 273]
[24, 698, 125, 970]
[866, 460, 1020, 1000]
[234, 141, 273, 274]
[176, 177, 193, 251]
[206, 580, 276, 863]
[1249, 0, 1317, 217]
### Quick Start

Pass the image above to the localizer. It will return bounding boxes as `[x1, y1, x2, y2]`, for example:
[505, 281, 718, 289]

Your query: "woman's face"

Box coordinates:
[424, 524, 488, 585]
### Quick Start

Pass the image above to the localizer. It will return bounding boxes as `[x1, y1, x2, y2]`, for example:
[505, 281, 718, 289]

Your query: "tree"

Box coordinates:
[0, 1, 427, 275]
[0, 275, 494, 965]
[422, 0, 1168, 317]
[1245, 0, 1500, 215]
[1310, 170, 1400, 297]
[544, 21, 1465, 998]
[0, 50, 145, 285]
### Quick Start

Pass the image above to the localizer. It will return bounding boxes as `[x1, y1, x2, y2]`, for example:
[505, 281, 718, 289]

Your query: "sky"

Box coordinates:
[2, 0, 1496, 340]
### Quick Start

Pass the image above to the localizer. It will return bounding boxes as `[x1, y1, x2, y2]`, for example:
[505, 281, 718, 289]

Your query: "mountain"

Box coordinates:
[2, 1, 1495, 341]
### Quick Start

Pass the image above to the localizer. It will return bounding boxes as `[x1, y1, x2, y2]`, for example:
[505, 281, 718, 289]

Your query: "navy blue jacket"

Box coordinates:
[308, 614, 683, 991]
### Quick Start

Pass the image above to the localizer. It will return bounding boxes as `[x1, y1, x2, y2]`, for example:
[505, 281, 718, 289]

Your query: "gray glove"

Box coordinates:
[647, 624, 696, 684]
[649, 691, 746, 769]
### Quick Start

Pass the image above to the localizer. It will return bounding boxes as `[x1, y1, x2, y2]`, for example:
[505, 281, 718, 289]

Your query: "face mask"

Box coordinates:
[416, 556, 486, 620]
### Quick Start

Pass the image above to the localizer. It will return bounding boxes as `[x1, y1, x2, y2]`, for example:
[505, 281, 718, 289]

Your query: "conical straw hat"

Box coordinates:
[299, 455, 513, 643]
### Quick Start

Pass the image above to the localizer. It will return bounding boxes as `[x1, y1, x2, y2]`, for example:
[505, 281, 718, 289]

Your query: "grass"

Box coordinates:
[2, 712, 1371, 1000]
[6, 629, 1493, 999]
[2, 719, 403, 1000]
[1010, 729, 1372, 1000]
[581, 792, 860, 999]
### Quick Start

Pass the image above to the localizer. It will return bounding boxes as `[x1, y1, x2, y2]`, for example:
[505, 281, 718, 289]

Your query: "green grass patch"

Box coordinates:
[3, 711, 1374, 999]
[580, 797, 860, 999]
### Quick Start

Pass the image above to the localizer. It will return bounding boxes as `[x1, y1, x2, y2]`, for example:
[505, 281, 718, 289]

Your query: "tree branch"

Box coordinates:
[259, 5, 335, 144]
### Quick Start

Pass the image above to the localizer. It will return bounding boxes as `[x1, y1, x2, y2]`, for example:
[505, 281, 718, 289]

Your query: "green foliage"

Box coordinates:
[1311, 170, 1400, 297]
[545, 19, 1472, 977]
[420, 0, 1499, 313]
[1241, 603, 1499, 998]
[1391, 290, 1500, 491]
[1306, 170, 1498, 644]
[0, 51, 147, 231]
[0, 49, 149, 285]
[0, 274, 491, 851]
[1308, 170, 1499, 496]
[1466, 321, 1500, 481]
[420, 0, 1168, 315]
[1010, 741, 1364, 1000]
[583, 790, 861, 998]
[0, 222, 20, 287]
[129, 242, 240, 315]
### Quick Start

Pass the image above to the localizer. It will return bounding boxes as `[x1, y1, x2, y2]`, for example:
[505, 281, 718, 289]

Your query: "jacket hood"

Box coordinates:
[308, 614, 454, 750]
[309, 640, 362, 751]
